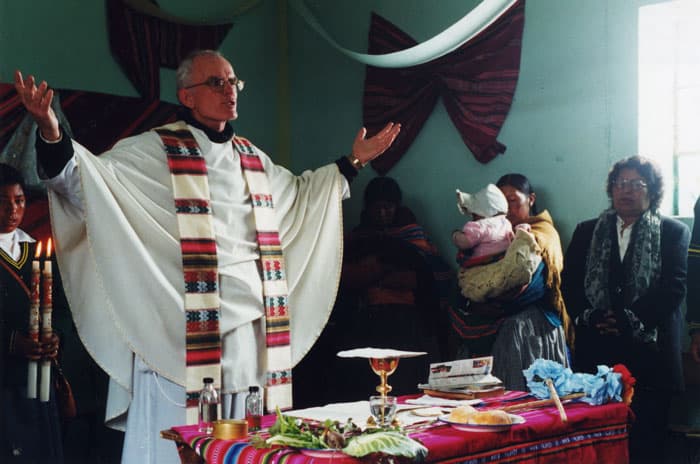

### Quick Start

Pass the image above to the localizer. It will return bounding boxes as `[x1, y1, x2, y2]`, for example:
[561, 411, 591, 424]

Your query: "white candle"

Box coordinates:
[27, 241, 41, 399]
[39, 239, 53, 403]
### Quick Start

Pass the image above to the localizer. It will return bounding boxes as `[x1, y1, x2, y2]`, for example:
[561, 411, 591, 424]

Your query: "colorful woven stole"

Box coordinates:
[157, 123, 293, 422]
[233, 136, 292, 412]
[157, 123, 222, 424]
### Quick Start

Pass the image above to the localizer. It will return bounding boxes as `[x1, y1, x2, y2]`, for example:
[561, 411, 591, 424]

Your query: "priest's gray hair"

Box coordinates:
[176, 49, 225, 90]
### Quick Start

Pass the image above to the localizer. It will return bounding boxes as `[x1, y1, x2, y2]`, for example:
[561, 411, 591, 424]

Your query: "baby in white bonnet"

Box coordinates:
[452, 183, 530, 260]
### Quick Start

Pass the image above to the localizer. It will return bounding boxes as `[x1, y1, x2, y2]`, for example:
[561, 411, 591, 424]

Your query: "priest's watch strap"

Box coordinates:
[348, 154, 366, 170]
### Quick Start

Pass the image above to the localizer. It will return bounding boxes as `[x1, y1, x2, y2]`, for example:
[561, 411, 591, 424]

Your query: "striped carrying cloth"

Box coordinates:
[157, 122, 293, 423]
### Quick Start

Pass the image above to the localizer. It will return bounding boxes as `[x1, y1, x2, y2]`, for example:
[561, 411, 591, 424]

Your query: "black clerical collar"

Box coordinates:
[178, 109, 235, 143]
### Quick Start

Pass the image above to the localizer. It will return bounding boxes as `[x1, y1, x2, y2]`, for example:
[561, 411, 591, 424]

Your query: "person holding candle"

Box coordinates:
[14, 49, 400, 463]
[0, 163, 63, 462]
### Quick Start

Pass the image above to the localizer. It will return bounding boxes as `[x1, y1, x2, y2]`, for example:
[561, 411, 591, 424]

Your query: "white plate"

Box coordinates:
[299, 449, 348, 458]
[438, 413, 525, 432]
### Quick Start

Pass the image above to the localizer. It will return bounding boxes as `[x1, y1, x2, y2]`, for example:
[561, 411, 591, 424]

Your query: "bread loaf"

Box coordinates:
[467, 409, 512, 425]
[447, 405, 477, 423]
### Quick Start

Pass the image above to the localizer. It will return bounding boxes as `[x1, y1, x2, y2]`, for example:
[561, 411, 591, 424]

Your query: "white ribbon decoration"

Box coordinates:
[288, 0, 517, 68]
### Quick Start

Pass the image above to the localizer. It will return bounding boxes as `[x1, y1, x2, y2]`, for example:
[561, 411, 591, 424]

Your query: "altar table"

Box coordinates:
[163, 398, 631, 464]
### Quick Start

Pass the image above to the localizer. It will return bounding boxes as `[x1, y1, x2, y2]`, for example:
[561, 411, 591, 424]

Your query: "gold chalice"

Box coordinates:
[337, 348, 427, 428]
[368, 356, 400, 397]
[336, 348, 427, 397]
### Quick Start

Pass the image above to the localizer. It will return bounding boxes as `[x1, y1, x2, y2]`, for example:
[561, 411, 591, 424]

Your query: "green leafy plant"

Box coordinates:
[250, 408, 427, 461]
[344, 431, 428, 460]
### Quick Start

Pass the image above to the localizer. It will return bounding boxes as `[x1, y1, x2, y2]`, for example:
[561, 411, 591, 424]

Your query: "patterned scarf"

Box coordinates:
[583, 208, 662, 342]
[158, 124, 292, 423]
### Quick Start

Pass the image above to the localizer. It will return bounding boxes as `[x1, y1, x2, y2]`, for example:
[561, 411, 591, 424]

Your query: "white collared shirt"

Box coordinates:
[616, 215, 634, 261]
[0, 228, 35, 261]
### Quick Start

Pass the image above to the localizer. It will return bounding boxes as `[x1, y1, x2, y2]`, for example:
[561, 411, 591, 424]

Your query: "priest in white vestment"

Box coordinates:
[13, 50, 400, 463]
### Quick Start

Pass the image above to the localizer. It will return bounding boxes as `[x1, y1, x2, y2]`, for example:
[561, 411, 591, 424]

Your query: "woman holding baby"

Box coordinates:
[450, 173, 573, 391]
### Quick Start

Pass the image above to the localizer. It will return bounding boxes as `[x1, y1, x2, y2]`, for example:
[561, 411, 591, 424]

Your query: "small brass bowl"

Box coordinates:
[213, 419, 248, 440]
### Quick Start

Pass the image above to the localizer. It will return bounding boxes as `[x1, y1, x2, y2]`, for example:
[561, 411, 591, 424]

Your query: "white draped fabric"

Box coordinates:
[45, 125, 346, 462]
[289, 0, 517, 68]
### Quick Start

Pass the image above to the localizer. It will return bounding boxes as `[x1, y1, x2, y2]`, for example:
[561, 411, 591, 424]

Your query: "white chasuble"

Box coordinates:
[45, 125, 345, 433]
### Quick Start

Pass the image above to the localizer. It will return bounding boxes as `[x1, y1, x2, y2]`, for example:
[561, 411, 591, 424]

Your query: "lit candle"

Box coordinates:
[39, 238, 53, 403]
[27, 241, 41, 399]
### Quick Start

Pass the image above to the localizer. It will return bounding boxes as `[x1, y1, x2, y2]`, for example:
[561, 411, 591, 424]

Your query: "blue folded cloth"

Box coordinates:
[523, 359, 623, 405]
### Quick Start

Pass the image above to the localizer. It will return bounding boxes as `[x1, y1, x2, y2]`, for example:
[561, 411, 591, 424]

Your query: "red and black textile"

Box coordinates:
[0, 84, 25, 153]
[107, 0, 232, 100]
[56, 89, 180, 154]
[456, 249, 506, 269]
[0, 82, 181, 240]
[0, 83, 180, 155]
[362, 0, 525, 174]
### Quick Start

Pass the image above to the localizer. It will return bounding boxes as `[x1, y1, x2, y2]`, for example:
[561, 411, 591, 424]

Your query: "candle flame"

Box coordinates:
[35, 241, 42, 259]
[46, 238, 52, 258]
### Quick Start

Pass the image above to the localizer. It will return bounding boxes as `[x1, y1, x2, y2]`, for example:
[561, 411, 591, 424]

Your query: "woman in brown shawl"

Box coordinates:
[451, 173, 573, 391]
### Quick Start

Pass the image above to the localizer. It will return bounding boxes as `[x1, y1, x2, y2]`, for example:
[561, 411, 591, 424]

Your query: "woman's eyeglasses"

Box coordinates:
[612, 178, 647, 192]
[184, 76, 245, 93]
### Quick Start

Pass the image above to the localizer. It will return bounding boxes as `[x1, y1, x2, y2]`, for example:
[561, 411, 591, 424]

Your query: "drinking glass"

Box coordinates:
[369, 395, 397, 427]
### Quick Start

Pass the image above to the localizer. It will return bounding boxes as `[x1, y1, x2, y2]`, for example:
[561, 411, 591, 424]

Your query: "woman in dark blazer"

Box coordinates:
[562, 156, 689, 464]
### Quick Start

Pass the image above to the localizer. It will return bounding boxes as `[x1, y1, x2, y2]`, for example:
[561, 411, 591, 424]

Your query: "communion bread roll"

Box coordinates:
[447, 405, 478, 423]
[467, 409, 512, 425]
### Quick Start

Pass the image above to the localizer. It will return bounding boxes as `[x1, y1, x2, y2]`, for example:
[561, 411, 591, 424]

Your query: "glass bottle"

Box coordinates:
[198, 377, 219, 434]
[245, 386, 263, 431]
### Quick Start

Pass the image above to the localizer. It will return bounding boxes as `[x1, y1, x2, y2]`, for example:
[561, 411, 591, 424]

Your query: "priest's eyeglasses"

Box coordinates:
[184, 76, 245, 93]
[612, 178, 647, 192]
